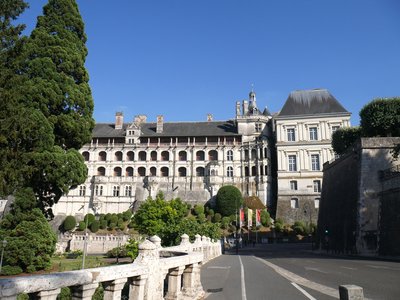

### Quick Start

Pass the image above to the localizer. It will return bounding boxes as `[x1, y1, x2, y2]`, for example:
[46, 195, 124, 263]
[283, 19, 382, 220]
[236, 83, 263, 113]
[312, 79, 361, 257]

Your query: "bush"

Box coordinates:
[274, 222, 284, 233]
[63, 215, 76, 231]
[90, 220, 100, 233]
[108, 215, 118, 226]
[65, 250, 83, 259]
[197, 213, 206, 223]
[260, 210, 271, 227]
[118, 223, 126, 231]
[83, 213, 95, 226]
[207, 209, 214, 217]
[100, 219, 108, 230]
[107, 245, 127, 258]
[58, 287, 71, 299]
[292, 221, 306, 235]
[193, 204, 204, 216]
[0, 265, 23, 276]
[215, 185, 243, 216]
[221, 216, 230, 229]
[213, 213, 222, 223]
[78, 221, 86, 231]
[128, 221, 135, 229]
[109, 223, 116, 230]
[122, 210, 133, 221]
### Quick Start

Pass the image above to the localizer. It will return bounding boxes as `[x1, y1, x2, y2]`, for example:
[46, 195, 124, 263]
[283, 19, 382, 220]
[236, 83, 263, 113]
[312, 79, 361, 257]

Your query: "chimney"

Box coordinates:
[243, 100, 249, 115]
[236, 101, 241, 117]
[156, 115, 164, 133]
[134, 115, 147, 126]
[115, 112, 123, 130]
[207, 114, 213, 122]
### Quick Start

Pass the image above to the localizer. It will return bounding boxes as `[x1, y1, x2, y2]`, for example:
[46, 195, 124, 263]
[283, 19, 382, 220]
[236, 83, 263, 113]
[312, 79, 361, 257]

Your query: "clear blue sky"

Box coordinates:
[20, 0, 400, 125]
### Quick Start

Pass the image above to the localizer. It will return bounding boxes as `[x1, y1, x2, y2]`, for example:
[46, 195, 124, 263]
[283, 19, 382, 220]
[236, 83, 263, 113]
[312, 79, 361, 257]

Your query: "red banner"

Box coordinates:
[239, 208, 245, 227]
[256, 209, 261, 226]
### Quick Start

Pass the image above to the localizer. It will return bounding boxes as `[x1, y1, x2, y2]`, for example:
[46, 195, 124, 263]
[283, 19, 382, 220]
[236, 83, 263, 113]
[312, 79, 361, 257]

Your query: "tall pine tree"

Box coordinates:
[23, 0, 94, 150]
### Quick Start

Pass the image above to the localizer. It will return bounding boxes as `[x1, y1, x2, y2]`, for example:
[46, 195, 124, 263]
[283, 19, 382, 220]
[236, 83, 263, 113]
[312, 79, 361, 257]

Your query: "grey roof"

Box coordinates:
[92, 120, 240, 138]
[278, 89, 349, 116]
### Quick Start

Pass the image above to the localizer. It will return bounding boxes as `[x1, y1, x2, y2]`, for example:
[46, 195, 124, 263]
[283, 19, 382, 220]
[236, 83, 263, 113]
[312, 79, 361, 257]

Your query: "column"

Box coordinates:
[71, 283, 99, 300]
[36, 289, 61, 300]
[128, 275, 148, 300]
[182, 263, 204, 298]
[164, 266, 185, 300]
[103, 278, 127, 300]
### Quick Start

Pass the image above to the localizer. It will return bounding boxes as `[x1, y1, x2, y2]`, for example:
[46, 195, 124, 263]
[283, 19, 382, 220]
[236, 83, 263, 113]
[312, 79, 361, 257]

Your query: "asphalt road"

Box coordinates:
[201, 243, 400, 300]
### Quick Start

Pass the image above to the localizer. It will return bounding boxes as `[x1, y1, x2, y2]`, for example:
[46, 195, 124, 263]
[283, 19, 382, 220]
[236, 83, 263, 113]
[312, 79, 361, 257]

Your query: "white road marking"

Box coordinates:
[340, 266, 357, 270]
[366, 264, 399, 271]
[207, 266, 231, 269]
[291, 282, 317, 300]
[304, 267, 329, 274]
[238, 255, 247, 300]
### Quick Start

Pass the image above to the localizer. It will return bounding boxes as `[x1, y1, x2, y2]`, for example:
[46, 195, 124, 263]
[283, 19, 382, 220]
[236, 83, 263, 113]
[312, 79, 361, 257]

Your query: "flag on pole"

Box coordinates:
[256, 209, 261, 226]
[248, 209, 253, 227]
[239, 208, 245, 227]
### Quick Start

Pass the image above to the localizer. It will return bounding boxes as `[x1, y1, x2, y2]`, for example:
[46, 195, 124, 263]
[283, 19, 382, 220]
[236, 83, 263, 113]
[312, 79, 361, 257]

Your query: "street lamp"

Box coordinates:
[0, 239, 7, 274]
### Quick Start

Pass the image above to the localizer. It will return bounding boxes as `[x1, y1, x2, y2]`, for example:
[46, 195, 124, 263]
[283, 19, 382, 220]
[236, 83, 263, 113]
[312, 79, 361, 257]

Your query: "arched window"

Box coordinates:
[161, 151, 169, 161]
[290, 198, 299, 209]
[251, 166, 257, 176]
[227, 166, 233, 177]
[196, 150, 205, 161]
[82, 151, 90, 161]
[179, 151, 187, 161]
[150, 151, 157, 161]
[139, 151, 147, 161]
[127, 151, 134, 161]
[150, 167, 156, 176]
[196, 167, 205, 177]
[251, 149, 257, 160]
[244, 150, 249, 160]
[226, 150, 233, 161]
[99, 151, 107, 161]
[138, 167, 146, 177]
[125, 186, 132, 197]
[115, 151, 123, 161]
[126, 167, 133, 177]
[208, 150, 218, 161]
[244, 166, 249, 177]
[97, 167, 106, 176]
[114, 167, 122, 177]
[161, 167, 169, 177]
[178, 167, 187, 177]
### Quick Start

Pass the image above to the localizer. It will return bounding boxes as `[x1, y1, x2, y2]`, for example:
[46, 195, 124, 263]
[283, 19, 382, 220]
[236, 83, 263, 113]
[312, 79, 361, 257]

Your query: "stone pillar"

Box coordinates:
[129, 275, 148, 300]
[36, 288, 61, 300]
[180, 233, 190, 252]
[150, 235, 161, 248]
[164, 266, 185, 300]
[103, 278, 127, 300]
[71, 283, 99, 300]
[182, 263, 204, 298]
[339, 285, 364, 300]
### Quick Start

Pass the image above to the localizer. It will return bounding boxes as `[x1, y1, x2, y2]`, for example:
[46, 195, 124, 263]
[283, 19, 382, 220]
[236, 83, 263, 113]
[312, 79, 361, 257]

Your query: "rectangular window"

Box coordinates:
[255, 123, 262, 132]
[290, 198, 299, 209]
[309, 127, 318, 140]
[113, 186, 120, 197]
[290, 180, 298, 190]
[313, 180, 321, 192]
[331, 125, 340, 134]
[79, 186, 86, 196]
[288, 155, 297, 171]
[287, 128, 296, 142]
[311, 154, 320, 171]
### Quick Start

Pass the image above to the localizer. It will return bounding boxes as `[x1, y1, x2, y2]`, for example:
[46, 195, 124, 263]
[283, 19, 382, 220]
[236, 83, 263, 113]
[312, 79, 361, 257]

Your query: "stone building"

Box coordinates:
[53, 91, 273, 216]
[317, 137, 400, 256]
[53, 89, 351, 224]
[274, 89, 351, 224]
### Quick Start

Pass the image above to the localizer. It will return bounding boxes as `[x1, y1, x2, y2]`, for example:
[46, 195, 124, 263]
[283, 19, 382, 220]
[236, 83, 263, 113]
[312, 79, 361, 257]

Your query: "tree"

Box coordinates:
[360, 98, 400, 137]
[22, 0, 95, 149]
[0, 188, 56, 273]
[331, 127, 362, 155]
[215, 185, 243, 217]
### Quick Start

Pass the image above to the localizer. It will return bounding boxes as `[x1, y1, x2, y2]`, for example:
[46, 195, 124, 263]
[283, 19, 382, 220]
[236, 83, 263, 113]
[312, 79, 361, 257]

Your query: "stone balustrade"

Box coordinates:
[0, 234, 221, 300]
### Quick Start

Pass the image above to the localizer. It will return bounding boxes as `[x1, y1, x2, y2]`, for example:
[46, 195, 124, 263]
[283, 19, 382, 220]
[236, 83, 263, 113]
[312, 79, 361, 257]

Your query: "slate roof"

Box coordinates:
[278, 89, 349, 117]
[92, 120, 240, 138]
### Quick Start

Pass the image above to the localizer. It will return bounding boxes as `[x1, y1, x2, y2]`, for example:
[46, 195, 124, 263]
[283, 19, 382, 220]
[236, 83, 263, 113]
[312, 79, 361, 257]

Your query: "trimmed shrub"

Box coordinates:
[83, 214, 95, 226]
[1, 265, 23, 276]
[213, 213, 222, 223]
[118, 223, 126, 231]
[90, 220, 100, 233]
[122, 210, 133, 221]
[63, 215, 76, 231]
[193, 204, 204, 216]
[78, 221, 86, 231]
[215, 185, 243, 216]
[100, 219, 108, 230]
[109, 223, 116, 230]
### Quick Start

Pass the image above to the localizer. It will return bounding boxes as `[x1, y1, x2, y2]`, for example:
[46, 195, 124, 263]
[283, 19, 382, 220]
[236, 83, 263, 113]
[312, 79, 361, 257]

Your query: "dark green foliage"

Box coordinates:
[92, 284, 104, 300]
[78, 221, 86, 231]
[0, 188, 56, 273]
[109, 223, 116, 230]
[118, 222, 126, 231]
[133, 193, 220, 246]
[100, 219, 108, 229]
[62, 215, 76, 231]
[197, 213, 206, 223]
[360, 98, 400, 137]
[84, 213, 95, 226]
[107, 245, 127, 258]
[193, 204, 204, 216]
[221, 216, 230, 229]
[213, 213, 222, 223]
[90, 220, 100, 233]
[125, 238, 139, 261]
[128, 221, 135, 229]
[57, 287, 71, 300]
[207, 208, 214, 217]
[65, 250, 82, 259]
[0, 265, 23, 276]
[332, 127, 362, 155]
[122, 210, 133, 221]
[292, 221, 306, 235]
[260, 210, 271, 227]
[215, 185, 243, 217]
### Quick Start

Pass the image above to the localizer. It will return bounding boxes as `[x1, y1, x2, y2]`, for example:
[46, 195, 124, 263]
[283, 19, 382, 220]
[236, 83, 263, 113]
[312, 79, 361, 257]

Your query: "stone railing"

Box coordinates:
[0, 234, 221, 300]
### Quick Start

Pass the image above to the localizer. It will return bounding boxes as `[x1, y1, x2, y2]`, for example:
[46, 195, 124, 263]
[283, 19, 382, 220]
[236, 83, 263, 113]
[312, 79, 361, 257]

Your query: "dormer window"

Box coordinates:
[255, 123, 262, 132]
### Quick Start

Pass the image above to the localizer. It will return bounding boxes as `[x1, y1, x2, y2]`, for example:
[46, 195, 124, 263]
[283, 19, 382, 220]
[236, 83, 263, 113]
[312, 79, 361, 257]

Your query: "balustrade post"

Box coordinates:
[103, 278, 127, 300]
[35, 288, 61, 300]
[71, 283, 99, 300]
[180, 233, 190, 252]
[182, 262, 204, 299]
[150, 235, 162, 248]
[165, 266, 185, 300]
[128, 274, 148, 299]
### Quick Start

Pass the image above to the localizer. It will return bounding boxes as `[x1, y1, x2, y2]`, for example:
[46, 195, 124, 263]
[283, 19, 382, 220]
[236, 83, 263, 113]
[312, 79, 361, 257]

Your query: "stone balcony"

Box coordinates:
[0, 234, 221, 300]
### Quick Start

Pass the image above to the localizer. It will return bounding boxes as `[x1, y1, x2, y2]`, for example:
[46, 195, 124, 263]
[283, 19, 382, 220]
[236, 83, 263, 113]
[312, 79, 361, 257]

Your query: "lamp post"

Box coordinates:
[0, 239, 7, 274]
